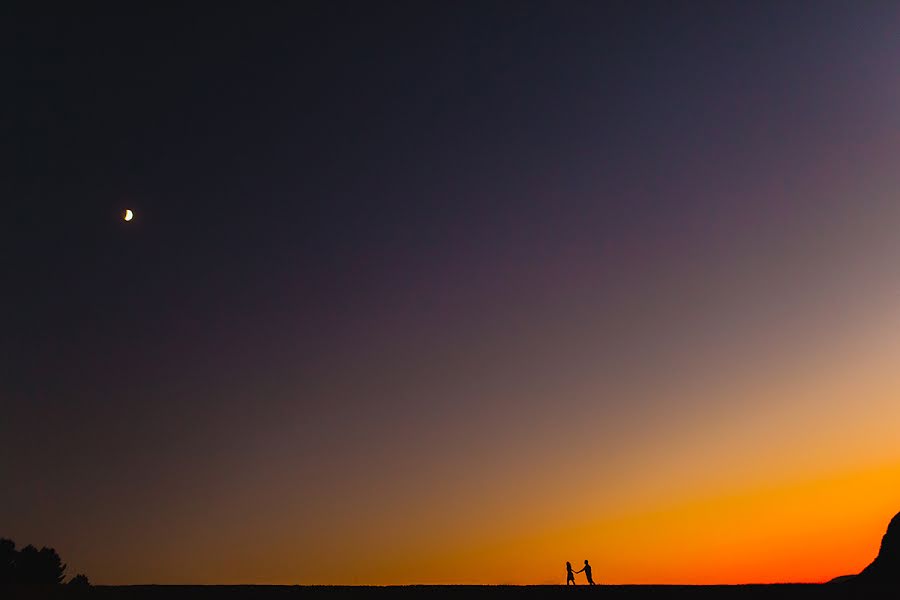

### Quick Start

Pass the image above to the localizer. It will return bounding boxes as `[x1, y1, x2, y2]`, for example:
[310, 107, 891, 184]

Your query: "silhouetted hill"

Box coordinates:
[853, 511, 900, 584]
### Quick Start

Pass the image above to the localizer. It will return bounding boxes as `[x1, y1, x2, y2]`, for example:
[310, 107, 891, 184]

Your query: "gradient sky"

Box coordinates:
[5, 0, 900, 585]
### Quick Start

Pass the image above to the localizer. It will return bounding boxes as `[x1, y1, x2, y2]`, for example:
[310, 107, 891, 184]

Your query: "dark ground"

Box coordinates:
[4, 583, 896, 600]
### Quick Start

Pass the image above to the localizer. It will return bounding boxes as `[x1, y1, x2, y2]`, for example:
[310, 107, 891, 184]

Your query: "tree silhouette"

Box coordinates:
[0, 539, 68, 584]
[0, 538, 15, 584]
[67, 573, 90, 587]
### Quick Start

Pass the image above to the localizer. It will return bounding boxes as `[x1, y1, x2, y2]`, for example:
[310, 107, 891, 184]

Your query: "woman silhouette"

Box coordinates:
[566, 561, 576, 585]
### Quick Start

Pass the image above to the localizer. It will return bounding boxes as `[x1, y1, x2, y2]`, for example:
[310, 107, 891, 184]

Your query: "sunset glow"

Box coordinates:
[7, 2, 900, 587]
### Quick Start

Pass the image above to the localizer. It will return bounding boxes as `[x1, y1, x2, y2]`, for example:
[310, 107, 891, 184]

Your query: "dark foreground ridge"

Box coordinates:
[0, 583, 877, 600]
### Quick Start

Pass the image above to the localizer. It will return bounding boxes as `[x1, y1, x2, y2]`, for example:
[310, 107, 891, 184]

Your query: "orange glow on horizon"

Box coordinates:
[350, 461, 900, 586]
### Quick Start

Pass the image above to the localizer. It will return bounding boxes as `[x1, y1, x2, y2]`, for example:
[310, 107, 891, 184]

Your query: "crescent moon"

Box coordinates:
[124, 209, 134, 221]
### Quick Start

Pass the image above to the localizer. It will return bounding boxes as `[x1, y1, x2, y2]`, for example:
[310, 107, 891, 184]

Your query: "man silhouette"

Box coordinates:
[575, 559, 595, 585]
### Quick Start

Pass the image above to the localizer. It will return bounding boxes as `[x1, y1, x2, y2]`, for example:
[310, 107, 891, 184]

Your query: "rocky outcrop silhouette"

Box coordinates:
[851, 511, 900, 584]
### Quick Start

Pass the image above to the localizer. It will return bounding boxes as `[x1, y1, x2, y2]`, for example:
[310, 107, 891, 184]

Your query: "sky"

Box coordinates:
[4, 0, 900, 586]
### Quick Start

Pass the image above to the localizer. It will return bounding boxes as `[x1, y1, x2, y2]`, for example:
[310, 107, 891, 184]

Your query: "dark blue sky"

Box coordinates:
[9, 0, 879, 374]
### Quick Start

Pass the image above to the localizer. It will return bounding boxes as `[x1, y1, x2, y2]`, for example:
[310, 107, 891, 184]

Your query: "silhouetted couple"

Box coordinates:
[566, 559, 595, 585]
